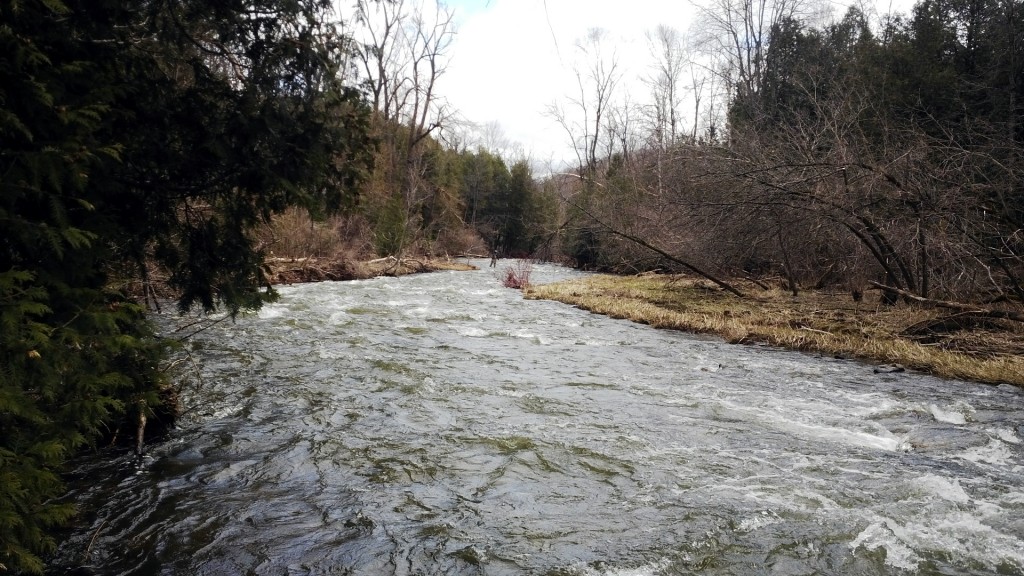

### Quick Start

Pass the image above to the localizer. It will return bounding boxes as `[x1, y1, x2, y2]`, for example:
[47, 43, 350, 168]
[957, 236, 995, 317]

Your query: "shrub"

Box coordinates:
[501, 260, 534, 289]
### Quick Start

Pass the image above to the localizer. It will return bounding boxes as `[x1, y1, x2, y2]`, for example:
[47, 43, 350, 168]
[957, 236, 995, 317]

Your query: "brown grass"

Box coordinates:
[525, 274, 1024, 387]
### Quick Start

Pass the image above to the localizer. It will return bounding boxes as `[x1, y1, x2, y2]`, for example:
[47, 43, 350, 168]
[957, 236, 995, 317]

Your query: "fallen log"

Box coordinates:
[869, 282, 1024, 323]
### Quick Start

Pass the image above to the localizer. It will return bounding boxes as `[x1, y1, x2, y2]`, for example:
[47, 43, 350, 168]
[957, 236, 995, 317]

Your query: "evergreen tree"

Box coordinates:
[461, 150, 511, 251]
[501, 160, 538, 256]
[0, 1, 372, 572]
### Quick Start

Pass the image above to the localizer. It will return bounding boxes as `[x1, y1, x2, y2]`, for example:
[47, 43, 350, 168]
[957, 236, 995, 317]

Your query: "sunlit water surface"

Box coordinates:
[52, 260, 1024, 575]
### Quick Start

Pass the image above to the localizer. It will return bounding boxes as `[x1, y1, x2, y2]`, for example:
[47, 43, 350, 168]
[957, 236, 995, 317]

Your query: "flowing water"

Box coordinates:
[53, 260, 1024, 575]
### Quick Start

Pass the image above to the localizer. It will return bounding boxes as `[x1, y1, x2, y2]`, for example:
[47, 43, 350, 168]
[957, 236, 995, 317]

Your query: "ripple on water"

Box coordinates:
[52, 262, 1024, 576]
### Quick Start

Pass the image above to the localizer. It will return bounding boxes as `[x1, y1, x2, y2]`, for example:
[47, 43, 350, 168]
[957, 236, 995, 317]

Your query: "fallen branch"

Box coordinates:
[83, 519, 108, 562]
[606, 228, 747, 298]
[135, 401, 147, 456]
[743, 275, 772, 290]
[172, 313, 232, 341]
[902, 311, 1007, 336]
[869, 282, 1024, 323]
[562, 186, 746, 298]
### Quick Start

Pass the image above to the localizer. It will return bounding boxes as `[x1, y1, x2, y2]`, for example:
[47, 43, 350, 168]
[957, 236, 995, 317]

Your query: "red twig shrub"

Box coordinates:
[501, 259, 533, 289]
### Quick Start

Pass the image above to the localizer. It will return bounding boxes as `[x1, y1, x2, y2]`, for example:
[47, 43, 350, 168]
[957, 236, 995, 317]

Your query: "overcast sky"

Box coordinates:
[433, 0, 917, 171]
[442, 0, 698, 170]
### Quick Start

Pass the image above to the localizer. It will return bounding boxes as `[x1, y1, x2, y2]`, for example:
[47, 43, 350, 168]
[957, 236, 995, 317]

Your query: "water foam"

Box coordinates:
[735, 510, 783, 533]
[715, 397, 907, 452]
[992, 426, 1021, 445]
[257, 306, 286, 319]
[902, 511, 1024, 570]
[849, 519, 923, 571]
[848, 474, 1024, 571]
[958, 438, 1017, 468]
[914, 474, 970, 504]
[929, 401, 974, 425]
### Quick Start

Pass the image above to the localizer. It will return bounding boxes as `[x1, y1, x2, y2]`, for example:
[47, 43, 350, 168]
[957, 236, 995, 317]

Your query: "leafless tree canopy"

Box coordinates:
[546, 0, 1024, 304]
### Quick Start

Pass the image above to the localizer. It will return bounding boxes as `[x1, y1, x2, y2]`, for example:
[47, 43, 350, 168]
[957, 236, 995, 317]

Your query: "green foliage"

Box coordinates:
[455, 150, 557, 257]
[460, 149, 511, 234]
[0, 0, 372, 572]
[500, 160, 538, 256]
[373, 194, 410, 256]
[0, 269, 168, 574]
[417, 142, 468, 252]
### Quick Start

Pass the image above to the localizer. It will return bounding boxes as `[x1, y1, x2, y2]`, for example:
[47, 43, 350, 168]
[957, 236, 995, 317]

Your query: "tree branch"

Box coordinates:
[868, 282, 1024, 323]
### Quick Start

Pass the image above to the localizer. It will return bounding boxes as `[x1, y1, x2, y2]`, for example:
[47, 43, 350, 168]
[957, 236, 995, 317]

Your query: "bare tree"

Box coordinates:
[405, 4, 454, 151]
[689, 0, 825, 127]
[640, 25, 689, 195]
[644, 25, 687, 149]
[352, 0, 456, 255]
[687, 61, 709, 142]
[605, 94, 642, 165]
[355, 0, 407, 122]
[547, 28, 621, 176]
[354, 0, 453, 148]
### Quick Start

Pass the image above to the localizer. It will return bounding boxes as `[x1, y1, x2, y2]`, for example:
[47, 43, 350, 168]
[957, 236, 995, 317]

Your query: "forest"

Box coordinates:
[556, 0, 1024, 305]
[1, 0, 1022, 572]
[269, 0, 1024, 306]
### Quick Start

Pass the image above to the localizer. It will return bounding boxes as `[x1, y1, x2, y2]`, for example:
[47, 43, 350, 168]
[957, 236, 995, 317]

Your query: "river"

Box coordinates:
[51, 260, 1024, 575]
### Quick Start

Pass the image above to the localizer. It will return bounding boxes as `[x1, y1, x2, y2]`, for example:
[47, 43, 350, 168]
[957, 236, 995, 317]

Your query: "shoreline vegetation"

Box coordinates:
[524, 273, 1024, 388]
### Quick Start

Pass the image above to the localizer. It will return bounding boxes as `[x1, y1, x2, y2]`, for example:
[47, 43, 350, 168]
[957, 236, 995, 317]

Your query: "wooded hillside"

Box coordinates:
[550, 0, 1024, 305]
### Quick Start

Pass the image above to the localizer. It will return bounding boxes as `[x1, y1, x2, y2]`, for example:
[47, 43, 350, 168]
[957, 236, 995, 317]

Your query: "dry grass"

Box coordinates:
[525, 274, 1024, 387]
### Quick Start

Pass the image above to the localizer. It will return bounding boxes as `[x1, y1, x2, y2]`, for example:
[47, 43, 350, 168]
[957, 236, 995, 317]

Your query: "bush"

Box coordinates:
[501, 260, 533, 289]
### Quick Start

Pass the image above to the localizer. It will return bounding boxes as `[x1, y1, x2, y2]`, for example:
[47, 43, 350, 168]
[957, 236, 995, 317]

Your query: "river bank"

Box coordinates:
[525, 273, 1024, 387]
[265, 255, 476, 284]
